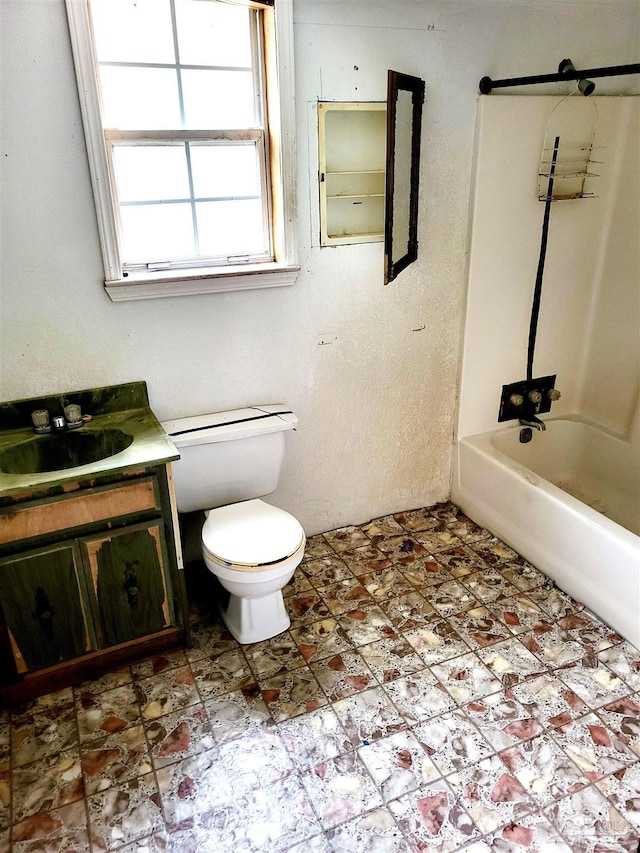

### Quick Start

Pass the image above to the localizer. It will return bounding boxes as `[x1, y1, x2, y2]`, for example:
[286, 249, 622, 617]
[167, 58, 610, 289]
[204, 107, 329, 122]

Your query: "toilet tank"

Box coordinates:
[161, 406, 298, 514]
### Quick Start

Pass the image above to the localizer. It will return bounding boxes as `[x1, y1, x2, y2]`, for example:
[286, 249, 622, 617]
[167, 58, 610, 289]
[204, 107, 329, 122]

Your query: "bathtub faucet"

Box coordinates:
[519, 415, 546, 431]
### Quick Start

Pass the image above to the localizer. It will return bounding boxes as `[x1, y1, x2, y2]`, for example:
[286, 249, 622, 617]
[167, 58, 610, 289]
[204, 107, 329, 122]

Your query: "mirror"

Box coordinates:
[384, 70, 425, 284]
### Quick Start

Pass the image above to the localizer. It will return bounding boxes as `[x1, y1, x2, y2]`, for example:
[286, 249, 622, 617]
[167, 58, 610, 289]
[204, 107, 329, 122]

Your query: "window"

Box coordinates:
[66, 0, 298, 300]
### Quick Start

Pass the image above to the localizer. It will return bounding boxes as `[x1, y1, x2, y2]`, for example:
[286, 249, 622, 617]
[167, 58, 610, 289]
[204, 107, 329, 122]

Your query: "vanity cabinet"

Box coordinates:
[0, 466, 184, 697]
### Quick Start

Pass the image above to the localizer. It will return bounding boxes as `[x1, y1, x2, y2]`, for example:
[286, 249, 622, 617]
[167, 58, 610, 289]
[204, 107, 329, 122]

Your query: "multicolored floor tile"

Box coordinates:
[384, 670, 457, 724]
[300, 555, 353, 587]
[290, 617, 354, 664]
[204, 688, 273, 744]
[447, 753, 536, 835]
[358, 729, 441, 801]
[326, 806, 409, 852]
[80, 723, 152, 795]
[300, 752, 383, 829]
[379, 589, 436, 632]
[259, 665, 328, 721]
[11, 747, 84, 822]
[499, 732, 589, 805]
[358, 635, 425, 684]
[278, 705, 351, 770]
[389, 777, 480, 849]
[12, 798, 90, 853]
[144, 702, 214, 770]
[413, 710, 494, 776]
[2, 502, 638, 853]
[87, 771, 163, 852]
[333, 687, 407, 746]
[309, 650, 375, 701]
[543, 784, 638, 852]
[430, 651, 502, 704]
[404, 619, 471, 665]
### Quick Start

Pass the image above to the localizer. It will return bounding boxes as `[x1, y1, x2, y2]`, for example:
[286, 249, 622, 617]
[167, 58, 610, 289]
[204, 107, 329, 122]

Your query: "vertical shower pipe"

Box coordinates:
[527, 136, 560, 381]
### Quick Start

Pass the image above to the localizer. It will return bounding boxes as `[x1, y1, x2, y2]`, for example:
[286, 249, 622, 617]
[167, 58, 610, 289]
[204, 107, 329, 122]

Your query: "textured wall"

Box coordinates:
[1, 0, 639, 535]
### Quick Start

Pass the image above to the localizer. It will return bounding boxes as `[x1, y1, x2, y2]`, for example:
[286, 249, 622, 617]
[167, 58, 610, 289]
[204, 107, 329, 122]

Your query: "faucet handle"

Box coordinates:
[509, 393, 524, 407]
[548, 388, 561, 401]
[31, 409, 51, 434]
[527, 390, 543, 404]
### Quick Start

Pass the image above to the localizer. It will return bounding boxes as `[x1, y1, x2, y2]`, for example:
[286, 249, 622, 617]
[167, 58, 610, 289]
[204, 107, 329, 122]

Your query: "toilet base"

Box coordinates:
[220, 590, 291, 644]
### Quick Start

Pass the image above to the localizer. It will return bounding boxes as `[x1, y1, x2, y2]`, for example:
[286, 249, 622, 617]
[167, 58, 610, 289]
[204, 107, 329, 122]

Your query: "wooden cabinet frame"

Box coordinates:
[0, 465, 186, 700]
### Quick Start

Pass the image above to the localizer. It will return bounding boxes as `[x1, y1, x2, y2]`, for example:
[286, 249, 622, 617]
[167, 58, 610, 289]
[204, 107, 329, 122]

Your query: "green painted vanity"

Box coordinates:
[0, 382, 186, 701]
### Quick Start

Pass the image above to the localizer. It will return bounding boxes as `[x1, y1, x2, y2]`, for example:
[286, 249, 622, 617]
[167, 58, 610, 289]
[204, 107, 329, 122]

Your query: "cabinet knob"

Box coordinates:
[35, 586, 53, 633]
[124, 563, 139, 609]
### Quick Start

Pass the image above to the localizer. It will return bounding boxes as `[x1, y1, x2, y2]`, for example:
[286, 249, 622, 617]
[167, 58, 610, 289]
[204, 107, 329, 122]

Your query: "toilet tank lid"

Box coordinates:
[161, 405, 297, 448]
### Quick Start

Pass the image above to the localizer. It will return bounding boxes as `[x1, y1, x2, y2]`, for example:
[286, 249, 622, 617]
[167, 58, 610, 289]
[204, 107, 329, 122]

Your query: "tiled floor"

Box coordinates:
[1, 502, 639, 852]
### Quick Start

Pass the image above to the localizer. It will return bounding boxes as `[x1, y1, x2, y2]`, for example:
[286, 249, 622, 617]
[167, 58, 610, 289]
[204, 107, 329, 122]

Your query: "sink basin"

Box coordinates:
[0, 429, 134, 474]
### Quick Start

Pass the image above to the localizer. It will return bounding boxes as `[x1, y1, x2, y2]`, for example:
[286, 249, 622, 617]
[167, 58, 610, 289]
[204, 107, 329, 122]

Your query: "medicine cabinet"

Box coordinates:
[317, 70, 425, 284]
[318, 102, 387, 246]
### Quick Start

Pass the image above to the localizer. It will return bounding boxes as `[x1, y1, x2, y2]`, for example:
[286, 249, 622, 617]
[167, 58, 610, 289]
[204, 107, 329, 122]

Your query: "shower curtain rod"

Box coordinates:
[479, 61, 640, 94]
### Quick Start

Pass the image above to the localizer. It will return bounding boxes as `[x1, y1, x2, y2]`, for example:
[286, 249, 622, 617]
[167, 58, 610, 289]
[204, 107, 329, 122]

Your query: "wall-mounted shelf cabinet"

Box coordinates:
[318, 101, 386, 246]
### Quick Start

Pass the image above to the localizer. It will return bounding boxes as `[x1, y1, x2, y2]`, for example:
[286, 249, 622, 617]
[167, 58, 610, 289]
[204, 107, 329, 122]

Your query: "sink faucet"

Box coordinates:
[519, 415, 546, 431]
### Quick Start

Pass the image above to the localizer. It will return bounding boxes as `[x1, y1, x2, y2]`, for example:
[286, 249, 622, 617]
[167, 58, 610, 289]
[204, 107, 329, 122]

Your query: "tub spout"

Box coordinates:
[519, 416, 546, 431]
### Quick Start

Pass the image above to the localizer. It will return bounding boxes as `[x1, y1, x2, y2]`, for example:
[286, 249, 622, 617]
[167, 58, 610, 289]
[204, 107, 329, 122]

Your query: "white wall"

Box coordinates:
[578, 100, 640, 436]
[457, 95, 639, 440]
[1, 0, 639, 535]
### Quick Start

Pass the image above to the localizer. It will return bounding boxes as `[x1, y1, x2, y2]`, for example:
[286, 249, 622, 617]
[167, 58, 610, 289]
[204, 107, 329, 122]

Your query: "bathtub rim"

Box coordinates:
[459, 417, 639, 548]
[452, 416, 640, 649]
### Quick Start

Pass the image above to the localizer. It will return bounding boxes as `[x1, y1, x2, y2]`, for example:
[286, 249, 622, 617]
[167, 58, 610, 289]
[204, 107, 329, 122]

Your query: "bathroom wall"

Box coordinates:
[578, 99, 640, 437]
[457, 95, 640, 440]
[1, 0, 639, 535]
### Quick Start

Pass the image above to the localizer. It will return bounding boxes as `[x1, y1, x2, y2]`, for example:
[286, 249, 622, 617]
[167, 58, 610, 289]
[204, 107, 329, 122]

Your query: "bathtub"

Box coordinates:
[452, 417, 640, 648]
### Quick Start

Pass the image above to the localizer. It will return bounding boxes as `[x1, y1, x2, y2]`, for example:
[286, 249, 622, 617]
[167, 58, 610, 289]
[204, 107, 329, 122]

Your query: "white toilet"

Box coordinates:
[162, 406, 306, 644]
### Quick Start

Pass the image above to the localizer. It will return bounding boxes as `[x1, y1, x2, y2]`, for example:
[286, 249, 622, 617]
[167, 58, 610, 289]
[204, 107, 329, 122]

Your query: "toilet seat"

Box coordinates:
[202, 498, 305, 571]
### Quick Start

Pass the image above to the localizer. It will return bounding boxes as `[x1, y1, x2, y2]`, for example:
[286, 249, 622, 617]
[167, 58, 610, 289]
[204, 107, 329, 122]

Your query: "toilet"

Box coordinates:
[162, 406, 306, 644]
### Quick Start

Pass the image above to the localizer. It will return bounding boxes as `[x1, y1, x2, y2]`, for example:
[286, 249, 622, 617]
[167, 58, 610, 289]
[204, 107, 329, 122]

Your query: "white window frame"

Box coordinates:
[65, 0, 299, 301]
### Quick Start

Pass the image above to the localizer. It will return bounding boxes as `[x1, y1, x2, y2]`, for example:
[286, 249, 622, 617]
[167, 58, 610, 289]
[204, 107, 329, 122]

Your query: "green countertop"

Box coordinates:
[0, 382, 178, 499]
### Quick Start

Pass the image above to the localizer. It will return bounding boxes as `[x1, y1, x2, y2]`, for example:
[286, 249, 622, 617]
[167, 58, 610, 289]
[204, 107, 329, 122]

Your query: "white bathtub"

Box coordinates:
[452, 417, 640, 648]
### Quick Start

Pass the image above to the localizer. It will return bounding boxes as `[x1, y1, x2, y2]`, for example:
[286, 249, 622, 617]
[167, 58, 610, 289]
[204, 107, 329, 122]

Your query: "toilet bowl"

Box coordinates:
[201, 498, 305, 643]
[161, 406, 305, 644]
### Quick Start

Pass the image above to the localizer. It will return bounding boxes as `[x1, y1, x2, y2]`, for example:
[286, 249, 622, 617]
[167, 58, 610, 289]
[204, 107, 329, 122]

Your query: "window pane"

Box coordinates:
[175, 0, 252, 68]
[100, 67, 181, 130]
[113, 146, 190, 202]
[120, 204, 195, 261]
[196, 200, 266, 256]
[190, 144, 260, 199]
[91, 0, 175, 65]
[182, 70, 255, 129]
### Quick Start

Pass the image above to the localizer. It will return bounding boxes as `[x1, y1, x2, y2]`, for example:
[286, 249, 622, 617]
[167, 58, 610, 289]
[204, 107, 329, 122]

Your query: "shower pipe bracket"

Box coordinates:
[498, 375, 558, 423]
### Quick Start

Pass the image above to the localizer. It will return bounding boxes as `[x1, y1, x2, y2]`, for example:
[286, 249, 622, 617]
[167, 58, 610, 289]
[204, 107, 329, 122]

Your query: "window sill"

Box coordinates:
[104, 263, 300, 302]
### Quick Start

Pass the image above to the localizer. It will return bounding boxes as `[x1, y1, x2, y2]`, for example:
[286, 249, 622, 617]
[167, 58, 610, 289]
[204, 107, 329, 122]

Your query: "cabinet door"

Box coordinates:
[0, 542, 94, 672]
[82, 520, 173, 647]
